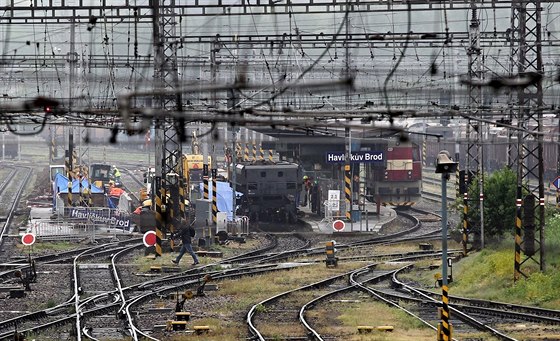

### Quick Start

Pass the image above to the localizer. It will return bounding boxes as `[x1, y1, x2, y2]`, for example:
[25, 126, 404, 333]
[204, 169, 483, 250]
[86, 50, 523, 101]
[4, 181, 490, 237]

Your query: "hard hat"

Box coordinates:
[303, 175, 308, 180]
[143, 199, 152, 207]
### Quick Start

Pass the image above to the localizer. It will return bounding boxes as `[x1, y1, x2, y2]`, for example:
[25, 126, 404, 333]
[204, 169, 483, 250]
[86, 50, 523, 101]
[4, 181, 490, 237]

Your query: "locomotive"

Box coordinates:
[364, 139, 422, 206]
[234, 160, 302, 223]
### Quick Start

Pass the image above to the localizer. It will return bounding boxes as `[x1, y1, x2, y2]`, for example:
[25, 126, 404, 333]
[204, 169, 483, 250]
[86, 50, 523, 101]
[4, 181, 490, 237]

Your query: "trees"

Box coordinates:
[457, 167, 518, 244]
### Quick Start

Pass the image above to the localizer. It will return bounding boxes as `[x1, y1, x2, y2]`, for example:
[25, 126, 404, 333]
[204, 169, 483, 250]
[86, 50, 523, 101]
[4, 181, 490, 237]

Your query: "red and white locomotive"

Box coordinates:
[364, 139, 422, 206]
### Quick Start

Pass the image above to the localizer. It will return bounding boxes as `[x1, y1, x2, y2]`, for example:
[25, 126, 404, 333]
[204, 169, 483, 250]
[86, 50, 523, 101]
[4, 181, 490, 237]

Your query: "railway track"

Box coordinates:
[0, 240, 141, 339]
[0, 166, 556, 340]
[0, 165, 32, 259]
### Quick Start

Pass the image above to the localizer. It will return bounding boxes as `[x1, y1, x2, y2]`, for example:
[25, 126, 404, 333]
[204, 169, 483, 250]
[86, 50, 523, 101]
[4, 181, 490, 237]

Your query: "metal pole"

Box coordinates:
[232, 127, 237, 222]
[441, 174, 448, 287]
[479, 144, 485, 249]
[441, 172, 450, 340]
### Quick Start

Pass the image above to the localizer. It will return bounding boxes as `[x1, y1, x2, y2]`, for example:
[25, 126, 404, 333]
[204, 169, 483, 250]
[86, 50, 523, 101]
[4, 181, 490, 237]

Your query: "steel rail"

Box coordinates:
[392, 267, 518, 341]
[248, 251, 455, 340]
[0, 167, 17, 247]
[113, 244, 145, 341]
[299, 266, 402, 341]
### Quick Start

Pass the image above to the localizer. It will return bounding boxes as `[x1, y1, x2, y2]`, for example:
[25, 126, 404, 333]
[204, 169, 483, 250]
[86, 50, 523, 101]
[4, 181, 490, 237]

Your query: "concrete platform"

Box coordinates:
[299, 202, 396, 234]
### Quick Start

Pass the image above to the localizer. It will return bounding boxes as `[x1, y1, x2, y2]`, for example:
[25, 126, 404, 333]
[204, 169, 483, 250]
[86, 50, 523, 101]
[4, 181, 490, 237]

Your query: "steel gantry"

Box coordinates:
[152, 0, 185, 257]
[510, 0, 545, 280]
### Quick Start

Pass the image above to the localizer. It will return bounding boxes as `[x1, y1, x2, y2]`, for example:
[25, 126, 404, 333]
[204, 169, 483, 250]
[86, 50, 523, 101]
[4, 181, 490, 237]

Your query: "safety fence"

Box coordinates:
[225, 216, 249, 235]
[30, 206, 133, 242]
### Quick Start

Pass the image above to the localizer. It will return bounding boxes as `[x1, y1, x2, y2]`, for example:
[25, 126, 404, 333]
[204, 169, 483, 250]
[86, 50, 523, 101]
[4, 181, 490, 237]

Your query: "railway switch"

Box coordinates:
[196, 275, 213, 296]
[325, 241, 338, 267]
[175, 290, 194, 312]
[14, 259, 37, 292]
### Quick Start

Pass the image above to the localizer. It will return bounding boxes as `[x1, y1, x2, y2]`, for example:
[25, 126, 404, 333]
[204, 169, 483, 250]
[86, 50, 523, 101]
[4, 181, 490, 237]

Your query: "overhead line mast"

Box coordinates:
[511, 0, 545, 280]
[152, 0, 185, 258]
[465, 3, 482, 254]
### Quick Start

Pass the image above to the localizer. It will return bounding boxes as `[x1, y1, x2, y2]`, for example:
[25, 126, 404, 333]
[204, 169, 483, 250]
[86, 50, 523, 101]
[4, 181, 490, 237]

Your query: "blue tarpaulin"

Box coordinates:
[53, 173, 104, 194]
[52, 173, 105, 208]
[199, 181, 242, 219]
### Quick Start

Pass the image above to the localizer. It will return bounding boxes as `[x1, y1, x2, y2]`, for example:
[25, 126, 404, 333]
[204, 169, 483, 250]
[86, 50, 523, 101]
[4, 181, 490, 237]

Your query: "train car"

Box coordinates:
[234, 161, 302, 223]
[49, 164, 66, 181]
[364, 139, 422, 206]
[90, 163, 112, 191]
[183, 154, 212, 182]
[182, 154, 212, 202]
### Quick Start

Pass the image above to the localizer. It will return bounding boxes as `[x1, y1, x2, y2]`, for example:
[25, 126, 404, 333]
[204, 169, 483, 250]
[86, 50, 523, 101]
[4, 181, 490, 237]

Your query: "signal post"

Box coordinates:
[435, 151, 458, 341]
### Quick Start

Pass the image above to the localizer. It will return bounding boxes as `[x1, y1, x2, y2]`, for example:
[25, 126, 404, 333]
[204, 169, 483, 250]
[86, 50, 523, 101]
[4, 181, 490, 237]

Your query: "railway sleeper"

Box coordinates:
[357, 325, 394, 334]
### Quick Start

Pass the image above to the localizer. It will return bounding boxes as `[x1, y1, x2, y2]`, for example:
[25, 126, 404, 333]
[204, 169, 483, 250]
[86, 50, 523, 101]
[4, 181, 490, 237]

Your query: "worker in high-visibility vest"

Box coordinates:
[112, 165, 121, 183]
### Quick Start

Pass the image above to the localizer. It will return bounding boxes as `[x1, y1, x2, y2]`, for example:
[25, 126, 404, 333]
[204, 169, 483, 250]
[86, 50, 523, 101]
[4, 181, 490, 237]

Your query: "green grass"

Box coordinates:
[336, 300, 435, 341]
[16, 241, 78, 253]
[403, 211, 560, 309]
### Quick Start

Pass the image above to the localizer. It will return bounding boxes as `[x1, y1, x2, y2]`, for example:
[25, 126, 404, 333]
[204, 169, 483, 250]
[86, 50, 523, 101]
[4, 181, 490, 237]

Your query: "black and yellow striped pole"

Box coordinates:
[203, 164, 209, 200]
[455, 169, 460, 201]
[167, 178, 177, 235]
[259, 144, 264, 161]
[78, 172, 83, 206]
[211, 168, 218, 225]
[66, 158, 73, 207]
[268, 149, 273, 162]
[244, 143, 249, 161]
[66, 130, 74, 207]
[236, 142, 242, 162]
[88, 176, 93, 207]
[455, 143, 460, 201]
[344, 164, 351, 221]
[179, 178, 186, 220]
[514, 187, 523, 281]
[422, 137, 426, 168]
[252, 143, 257, 161]
[440, 284, 451, 340]
[154, 178, 164, 258]
[72, 150, 78, 171]
[439, 168, 451, 341]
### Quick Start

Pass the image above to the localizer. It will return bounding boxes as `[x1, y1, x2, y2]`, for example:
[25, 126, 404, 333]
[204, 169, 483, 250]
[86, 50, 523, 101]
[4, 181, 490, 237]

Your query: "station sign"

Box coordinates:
[66, 207, 131, 228]
[325, 151, 383, 163]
